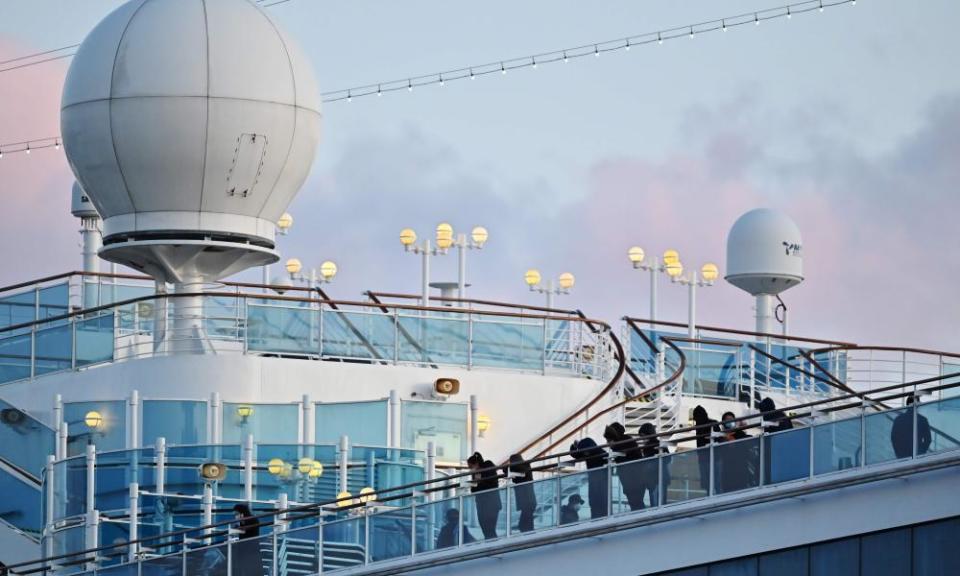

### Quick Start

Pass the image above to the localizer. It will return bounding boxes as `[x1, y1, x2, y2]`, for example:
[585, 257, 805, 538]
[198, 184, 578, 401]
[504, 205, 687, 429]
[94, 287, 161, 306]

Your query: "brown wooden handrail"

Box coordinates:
[805, 344, 960, 361]
[626, 316, 856, 347]
[365, 290, 580, 316]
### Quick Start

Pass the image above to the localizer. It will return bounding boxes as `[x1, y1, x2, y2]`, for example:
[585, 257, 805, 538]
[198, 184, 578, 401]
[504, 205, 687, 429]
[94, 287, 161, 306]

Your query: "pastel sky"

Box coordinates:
[1, 0, 958, 349]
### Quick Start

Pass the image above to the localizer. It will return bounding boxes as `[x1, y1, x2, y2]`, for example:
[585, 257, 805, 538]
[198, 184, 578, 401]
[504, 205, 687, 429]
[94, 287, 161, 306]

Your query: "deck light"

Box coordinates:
[309, 461, 324, 478]
[701, 263, 720, 283]
[558, 272, 576, 290]
[336, 491, 353, 508]
[236, 405, 254, 419]
[320, 261, 338, 281]
[662, 249, 680, 266]
[666, 260, 684, 278]
[628, 246, 645, 264]
[436, 223, 454, 249]
[267, 458, 285, 476]
[524, 269, 542, 288]
[471, 226, 489, 247]
[84, 411, 103, 430]
[477, 414, 491, 437]
[277, 213, 293, 234]
[359, 487, 376, 504]
[285, 258, 302, 276]
[298, 457, 316, 474]
[399, 228, 417, 247]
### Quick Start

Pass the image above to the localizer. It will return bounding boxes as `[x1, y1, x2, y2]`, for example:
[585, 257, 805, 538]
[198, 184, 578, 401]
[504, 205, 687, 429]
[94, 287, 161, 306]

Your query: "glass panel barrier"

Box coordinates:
[369, 506, 413, 562]
[416, 496, 461, 553]
[320, 310, 390, 361]
[141, 554, 185, 576]
[277, 525, 320, 575]
[919, 396, 960, 456]
[0, 288, 38, 329]
[50, 524, 86, 574]
[315, 401, 388, 446]
[65, 400, 126, 457]
[0, 331, 32, 383]
[611, 457, 661, 514]
[461, 486, 507, 542]
[0, 464, 41, 534]
[470, 316, 544, 371]
[865, 407, 908, 465]
[97, 564, 138, 575]
[76, 313, 115, 367]
[143, 400, 207, 446]
[507, 475, 559, 534]
[0, 397, 55, 476]
[184, 542, 228, 576]
[53, 457, 88, 521]
[246, 304, 317, 355]
[401, 400, 468, 463]
[34, 322, 72, 376]
[222, 404, 299, 444]
[558, 469, 604, 522]
[321, 516, 366, 571]
[813, 416, 861, 475]
[397, 315, 468, 366]
[712, 438, 759, 496]
[663, 446, 707, 504]
[765, 427, 811, 485]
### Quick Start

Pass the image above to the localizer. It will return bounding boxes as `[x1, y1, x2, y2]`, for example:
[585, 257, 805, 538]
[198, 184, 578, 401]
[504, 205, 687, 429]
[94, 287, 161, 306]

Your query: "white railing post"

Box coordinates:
[749, 349, 756, 409]
[339, 435, 350, 494]
[202, 484, 213, 541]
[244, 434, 254, 502]
[44, 455, 55, 560]
[84, 509, 100, 572]
[278, 493, 289, 533]
[389, 390, 400, 448]
[128, 482, 139, 562]
[128, 390, 140, 449]
[155, 437, 166, 495]
[86, 444, 96, 514]
[303, 394, 315, 445]
[59, 422, 69, 464]
[469, 395, 479, 456]
[426, 441, 436, 503]
[53, 395, 63, 460]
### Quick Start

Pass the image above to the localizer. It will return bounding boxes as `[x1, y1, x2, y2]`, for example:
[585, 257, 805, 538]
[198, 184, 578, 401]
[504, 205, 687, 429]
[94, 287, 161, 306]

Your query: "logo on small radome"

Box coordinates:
[782, 242, 802, 257]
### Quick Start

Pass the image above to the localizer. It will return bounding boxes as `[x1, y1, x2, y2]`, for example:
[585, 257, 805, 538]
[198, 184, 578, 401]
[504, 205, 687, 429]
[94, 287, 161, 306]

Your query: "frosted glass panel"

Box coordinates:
[315, 400, 387, 446]
[65, 400, 126, 456]
[401, 401, 467, 462]
[222, 403, 298, 444]
[143, 400, 207, 446]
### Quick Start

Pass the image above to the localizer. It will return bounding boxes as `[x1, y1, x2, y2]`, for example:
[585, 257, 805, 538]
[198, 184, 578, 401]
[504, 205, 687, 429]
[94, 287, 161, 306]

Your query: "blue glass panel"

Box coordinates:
[810, 538, 859, 575]
[53, 457, 87, 520]
[76, 313, 114, 367]
[0, 288, 38, 329]
[683, 346, 739, 398]
[142, 400, 207, 446]
[0, 332, 32, 383]
[321, 516, 366, 570]
[222, 403, 298, 444]
[370, 507, 412, 561]
[0, 398, 55, 476]
[141, 555, 184, 576]
[661, 569, 708, 576]
[470, 315, 544, 371]
[416, 497, 461, 553]
[558, 469, 606, 521]
[611, 457, 661, 513]
[507, 475, 558, 534]
[765, 427, 810, 485]
[758, 548, 807, 576]
[813, 416, 861, 474]
[38, 283, 70, 320]
[913, 517, 960, 576]
[865, 407, 908, 465]
[202, 296, 241, 342]
[397, 315, 468, 366]
[0, 465, 41, 533]
[321, 309, 392, 360]
[50, 524, 86, 572]
[861, 527, 911, 576]
[919, 396, 960, 455]
[316, 401, 388, 446]
[34, 322, 72, 376]
[277, 525, 319, 573]
[711, 557, 757, 576]
[95, 449, 156, 513]
[65, 401, 126, 457]
[462, 486, 506, 542]
[713, 437, 759, 495]
[401, 401, 467, 462]
[246, 304, 317, 355]
[665, 446, 708, 503]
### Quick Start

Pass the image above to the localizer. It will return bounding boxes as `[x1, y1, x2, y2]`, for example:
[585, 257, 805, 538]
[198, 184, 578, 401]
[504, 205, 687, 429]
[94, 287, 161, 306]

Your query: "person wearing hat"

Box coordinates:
[559, 494, 584, 525]
[604, 422, 645, 511]
[569, 437, 609, 519]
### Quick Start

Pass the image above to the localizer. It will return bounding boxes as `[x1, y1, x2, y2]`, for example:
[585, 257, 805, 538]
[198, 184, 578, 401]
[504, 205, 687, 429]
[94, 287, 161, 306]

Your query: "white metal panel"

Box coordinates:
[257, 107, 321, 220]
[275, 27, 322, 113]
[111, 0, 208, 98]
[60, 101, 135, 216]
[61, 0, 147, 107]
[204, 0, 296, 105]
[110, 97, 208, 213]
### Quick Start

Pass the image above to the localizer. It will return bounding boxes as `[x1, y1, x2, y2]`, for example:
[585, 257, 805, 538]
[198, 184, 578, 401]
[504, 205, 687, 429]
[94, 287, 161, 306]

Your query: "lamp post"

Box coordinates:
[285, 258, 338, 290]
[400, 224, 454, 307]
[627, 247, 681, 326]
[524, 269, 575, 309]
[262, 212, 294, 289]
[667, 260, 720, 340]
[451, 226, 489, 300]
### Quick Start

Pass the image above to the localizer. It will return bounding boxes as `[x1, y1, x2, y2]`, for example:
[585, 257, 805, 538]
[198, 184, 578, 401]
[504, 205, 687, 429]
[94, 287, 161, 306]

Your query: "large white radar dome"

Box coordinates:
[725, 208, 803, 296]
[60, 0, 321, 282]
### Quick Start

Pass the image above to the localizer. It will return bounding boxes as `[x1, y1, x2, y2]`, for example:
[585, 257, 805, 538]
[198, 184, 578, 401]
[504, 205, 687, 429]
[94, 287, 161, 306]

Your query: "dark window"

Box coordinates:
[913, 517, 960, 576]
[861, 527, 911, 576]
[759, 547, 807, 576]
[710, 557, 757, 576]
[661, 569, 708, 576]
[811, 538, 859, 576]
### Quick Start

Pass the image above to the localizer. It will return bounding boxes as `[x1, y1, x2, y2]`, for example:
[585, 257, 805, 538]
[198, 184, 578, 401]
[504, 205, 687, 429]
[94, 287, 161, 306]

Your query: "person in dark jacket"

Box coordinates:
[436, 508, 475, 549]
[717, 412, 757, 493]
[569, 437, 608, 519]
[467, 452, 502, 539]
[559, 494, 584, 525]
[891, 395, 933, 458]
[759, 397, 793, 432]
[508, 453, 537, 532]
[232, 504, 263, 576]
[692, 405, 720, 491]
[603, 422, 645, 510]
[636, 423, 668, 506]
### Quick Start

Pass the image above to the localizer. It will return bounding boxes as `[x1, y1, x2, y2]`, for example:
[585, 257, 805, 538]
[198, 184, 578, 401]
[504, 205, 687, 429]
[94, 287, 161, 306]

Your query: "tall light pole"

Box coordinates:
[452, 226, 489, 300]
[667, 261, 720, 339]
[285, 258, 338, 289]
[264, 212, 294, 288]
[400, 224, 453, 307]
[627, 247, 681, 326]
[524, 269, 575, 309]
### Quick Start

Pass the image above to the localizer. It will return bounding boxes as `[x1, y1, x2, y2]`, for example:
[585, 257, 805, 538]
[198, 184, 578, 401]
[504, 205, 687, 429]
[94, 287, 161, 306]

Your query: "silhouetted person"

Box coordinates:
[436, 508, 475, 549]
[891, 395, 932, 458]
[603, 422, 645, 510]
[569, 437, 608, 519]
[467, 452, 502, 539]
[559, 494, 584, 525]
[717, 412, 757, 493]
[692, 405, 720, 491]
[232, 504, 263, 576]
[637, 423, 668, 506]
[508, 454, 536, 532]
[759, 397, 793, 432]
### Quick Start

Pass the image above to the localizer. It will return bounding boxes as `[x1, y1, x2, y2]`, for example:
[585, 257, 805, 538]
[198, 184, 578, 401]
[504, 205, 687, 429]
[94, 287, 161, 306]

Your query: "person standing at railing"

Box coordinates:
[508, 454, 537, 532]
[436, 508, 475, 549]
[718, 412, 757, 493]
[891, 395, 932, 459]
[603, 423, 645, 510]
[559, 494, 584, 525]
[232, 504, 263, 576]
[569, 437, 609, 519]
[467, 452, 503, 539]
[759, 398, 793, 432]
[692, 406, 720, 492]
[637, 423, 669, 506]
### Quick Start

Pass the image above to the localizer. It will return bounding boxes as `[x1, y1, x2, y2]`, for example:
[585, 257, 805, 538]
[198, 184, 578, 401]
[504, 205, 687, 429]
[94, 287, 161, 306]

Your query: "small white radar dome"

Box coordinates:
[71, 182, 99, 219]
[60, 0, 321, 283]
[725, 208, 803, 296]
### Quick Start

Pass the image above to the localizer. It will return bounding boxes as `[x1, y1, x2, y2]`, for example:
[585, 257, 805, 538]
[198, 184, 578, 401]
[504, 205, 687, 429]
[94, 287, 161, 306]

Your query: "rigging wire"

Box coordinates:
[0, 0, 856, 159]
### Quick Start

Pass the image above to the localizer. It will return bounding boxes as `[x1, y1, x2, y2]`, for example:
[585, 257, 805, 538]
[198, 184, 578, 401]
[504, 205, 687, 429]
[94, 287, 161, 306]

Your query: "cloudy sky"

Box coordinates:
[1, 0, 958, 349]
